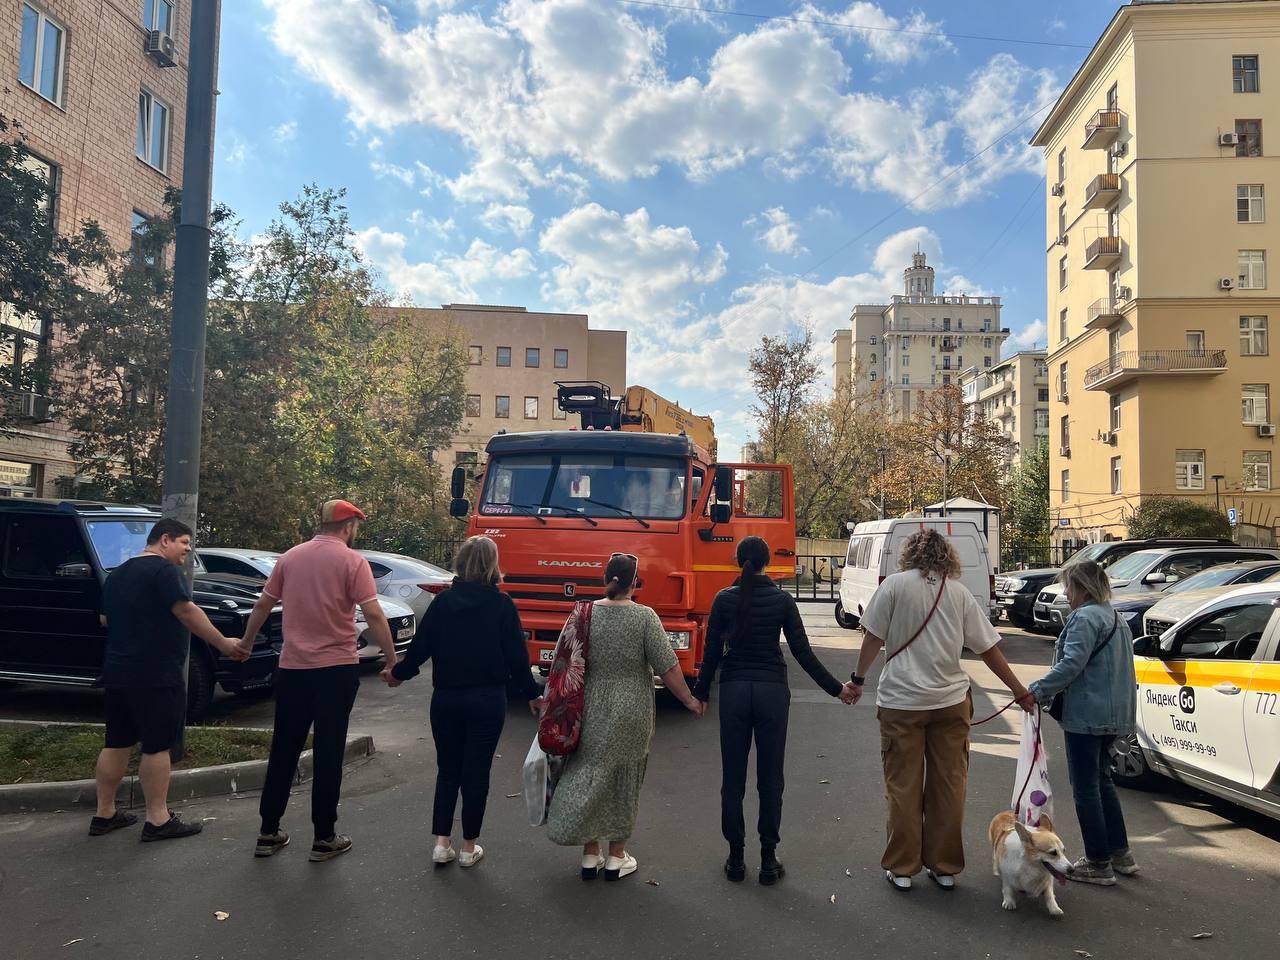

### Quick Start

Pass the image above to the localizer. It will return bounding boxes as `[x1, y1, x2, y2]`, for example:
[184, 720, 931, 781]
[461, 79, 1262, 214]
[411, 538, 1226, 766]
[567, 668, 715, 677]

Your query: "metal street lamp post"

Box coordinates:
[878, 446, 888, 519]
[1212, 474, 1225, 512]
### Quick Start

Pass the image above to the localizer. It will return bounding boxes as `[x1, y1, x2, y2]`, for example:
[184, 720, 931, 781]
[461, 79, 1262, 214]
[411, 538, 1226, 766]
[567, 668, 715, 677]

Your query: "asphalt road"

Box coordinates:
[2, 609, 1278, 960]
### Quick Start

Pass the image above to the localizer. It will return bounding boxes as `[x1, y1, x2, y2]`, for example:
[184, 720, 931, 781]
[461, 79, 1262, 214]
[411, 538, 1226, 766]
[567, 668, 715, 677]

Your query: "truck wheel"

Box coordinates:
[1110, 733, 1160, 789]
[834, 601, 860, 630]
[186, 650, 216, 723]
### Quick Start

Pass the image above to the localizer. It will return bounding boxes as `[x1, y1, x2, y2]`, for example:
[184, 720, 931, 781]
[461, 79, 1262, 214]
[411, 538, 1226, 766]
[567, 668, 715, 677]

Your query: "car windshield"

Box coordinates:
[252, 556, 278, 569]
[479, 453, 688, 520]
[1105, 551, 1160, 581]
[85, 519, 154, 571]
[1164, 565, 1250, 595]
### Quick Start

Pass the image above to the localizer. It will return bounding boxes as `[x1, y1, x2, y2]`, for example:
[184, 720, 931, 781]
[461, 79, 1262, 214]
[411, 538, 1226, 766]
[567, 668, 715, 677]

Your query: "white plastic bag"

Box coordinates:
[522, 734, 562, 827]
[1012, 711, 1054, 827]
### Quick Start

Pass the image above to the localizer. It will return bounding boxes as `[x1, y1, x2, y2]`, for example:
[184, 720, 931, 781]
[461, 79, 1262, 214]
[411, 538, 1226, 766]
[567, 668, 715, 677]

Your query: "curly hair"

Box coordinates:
[898, 528, 961, 579]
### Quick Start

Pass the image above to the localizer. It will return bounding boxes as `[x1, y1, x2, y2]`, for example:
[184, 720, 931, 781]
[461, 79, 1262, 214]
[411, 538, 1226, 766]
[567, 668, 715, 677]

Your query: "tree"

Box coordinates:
[747, 329, 820, 516]
[1126, 496, 1231, 540]
[1003, 437, 1050, 565]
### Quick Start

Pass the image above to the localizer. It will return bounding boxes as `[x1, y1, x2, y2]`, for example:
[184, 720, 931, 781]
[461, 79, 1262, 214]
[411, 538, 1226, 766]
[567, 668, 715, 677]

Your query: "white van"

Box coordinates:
[835, 518, 995, 629]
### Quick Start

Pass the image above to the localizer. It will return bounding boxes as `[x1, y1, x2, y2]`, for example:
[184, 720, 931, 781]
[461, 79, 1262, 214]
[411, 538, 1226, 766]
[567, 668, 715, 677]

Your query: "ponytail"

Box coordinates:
[732, 536, 771, 641]
[603, 553, 639, 600]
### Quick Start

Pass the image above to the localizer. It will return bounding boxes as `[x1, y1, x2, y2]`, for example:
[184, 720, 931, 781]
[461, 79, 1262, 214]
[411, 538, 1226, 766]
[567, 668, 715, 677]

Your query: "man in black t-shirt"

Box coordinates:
[91, 518, 247, 841]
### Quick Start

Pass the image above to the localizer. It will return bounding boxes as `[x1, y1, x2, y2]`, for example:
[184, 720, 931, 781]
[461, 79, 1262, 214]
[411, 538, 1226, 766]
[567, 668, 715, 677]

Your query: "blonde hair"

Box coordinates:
[899, 528, 962, 579]
[1060, 559, 1112, 605]
[453, 535, 502, 586]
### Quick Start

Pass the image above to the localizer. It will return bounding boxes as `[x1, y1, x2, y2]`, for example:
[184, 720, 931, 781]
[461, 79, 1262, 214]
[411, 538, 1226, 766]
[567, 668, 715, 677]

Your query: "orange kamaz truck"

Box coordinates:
[448, 382, 796, 677]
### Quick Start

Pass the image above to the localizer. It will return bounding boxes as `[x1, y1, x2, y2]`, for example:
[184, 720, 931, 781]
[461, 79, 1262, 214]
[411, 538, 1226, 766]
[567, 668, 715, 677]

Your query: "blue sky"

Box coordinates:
[212, 0, 1120, 453]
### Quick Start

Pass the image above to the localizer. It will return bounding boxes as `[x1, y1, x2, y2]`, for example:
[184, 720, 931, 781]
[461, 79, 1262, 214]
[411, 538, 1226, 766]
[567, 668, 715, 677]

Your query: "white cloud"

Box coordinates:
[1047, 17, 1067, 33]
[272, 120, 298, 144]
[407, 209, 456, 239]
[356, 227, 535, 304]
[220, 131, 251, 170]
[1007, 319, 1047, 354]
[370, 159, 417, 186]
[480, 203, 535, 237]
[815, 2, 953, 65]
[746, 207, 806, 256]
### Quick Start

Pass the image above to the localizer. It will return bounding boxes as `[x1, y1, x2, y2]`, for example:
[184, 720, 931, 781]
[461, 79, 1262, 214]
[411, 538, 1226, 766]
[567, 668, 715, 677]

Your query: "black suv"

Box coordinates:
[993, 568, 1061, 628]
[0, 500, 280, 719]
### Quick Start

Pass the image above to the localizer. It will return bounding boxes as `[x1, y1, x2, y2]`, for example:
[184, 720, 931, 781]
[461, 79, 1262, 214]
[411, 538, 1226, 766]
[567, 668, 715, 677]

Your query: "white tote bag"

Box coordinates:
[1012, 710, 1055, 827]
[523, 734, 564, 827]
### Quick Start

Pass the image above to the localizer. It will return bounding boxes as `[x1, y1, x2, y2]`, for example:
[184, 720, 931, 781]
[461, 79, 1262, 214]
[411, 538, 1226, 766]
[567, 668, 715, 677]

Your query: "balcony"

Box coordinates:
[1084, 235, 1122, 270]
[1084, 349, 1228, 391]
[939, 343, 956, 352]
[1083, 109, 1121, 149]
[1083, 173, 1121, 210]
[994, 404, 1014, 420]
[1085, 297, 1125, 330]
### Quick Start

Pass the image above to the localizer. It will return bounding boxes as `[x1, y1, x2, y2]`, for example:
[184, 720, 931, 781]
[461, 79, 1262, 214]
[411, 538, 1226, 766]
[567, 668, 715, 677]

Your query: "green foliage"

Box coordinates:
[1126, 496, 1232, 541]
[1003, 437, 1050, 562]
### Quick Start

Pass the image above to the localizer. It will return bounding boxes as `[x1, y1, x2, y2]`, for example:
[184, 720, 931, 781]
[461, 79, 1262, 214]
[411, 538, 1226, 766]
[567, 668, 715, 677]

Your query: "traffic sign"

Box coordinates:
[1227, 507, 1238, 526]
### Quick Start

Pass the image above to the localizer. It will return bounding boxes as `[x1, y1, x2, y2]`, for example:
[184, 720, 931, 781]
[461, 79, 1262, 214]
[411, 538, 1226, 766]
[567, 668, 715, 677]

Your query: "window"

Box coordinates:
[1060, 415, 1070, 450]
[1110, 393, 1121, 431]
[467, 345, 482, 365]
[983, 356, 992, 367]
[1244, 451, 1272, 491]
[1174, 600, 1274, 660]
[869, 370, 877, 382]
[1058, 362, 1068, 399]
[525, 347, 540, 368]
[902, 355, 910, 367]
[1058, 308, 1068, 344]
[1058, 203, 1066, 238]
[18, 4, 64, 105]
[1111, 457, 1122, 495]
[1035, 409, 1050, 429]
[1107, 82, 1118, 111]
[17, 152, 57, 229]
[1109, 268, 1121, 301]
[1038, 387, 1049, 403]
[1061, 470, 1070, 501]
[1057, 148, 1066, 185]
[942, 357, 951, 370]
[496, 346, 511, 367]
[1, 304, 46, 413]
[552, 402, 567, 421]
[983, 319, 992, 332]
[136, 90, 171, 172]
[2, 515, 87, 578]
[1242, 383, 1270, 424]
[1185, 330, 1205, 353]
[144, 0, 174, 34]
[554, 348, 568, 369]
[1239, 249, 1266, 289]
[942, 374, 951, 385]
[1175, 449, 1206, 490]
[130, 212, 155, 265]
[869, 335, 878, 345]
[1109, 329, 1121, 358]
[1238, 184, 1265, 222]
[1059, 256, 1068, 290]
[1233, 55, 1259, 93]
[495, 395, 510, 418]
[465, 394, 481, 418]
[870, 353, 877, 365]
[1240, 316, 1268, 355]
[455, 450, 479, 466]
[1236, 119, 1262, 157]
[524, 396, 538, 419]
[942, 318, 951, 331]
[902, 337, 910, 351]
[901, 375, 909, 385]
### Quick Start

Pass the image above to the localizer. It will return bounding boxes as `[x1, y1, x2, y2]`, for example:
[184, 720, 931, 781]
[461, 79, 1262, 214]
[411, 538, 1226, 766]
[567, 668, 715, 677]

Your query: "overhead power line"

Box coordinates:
[617, 0, 1093, 50]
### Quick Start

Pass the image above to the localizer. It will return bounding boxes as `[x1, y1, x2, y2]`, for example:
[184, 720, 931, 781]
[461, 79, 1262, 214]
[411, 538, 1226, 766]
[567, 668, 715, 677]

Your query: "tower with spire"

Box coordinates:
[903, 250, 935, 297]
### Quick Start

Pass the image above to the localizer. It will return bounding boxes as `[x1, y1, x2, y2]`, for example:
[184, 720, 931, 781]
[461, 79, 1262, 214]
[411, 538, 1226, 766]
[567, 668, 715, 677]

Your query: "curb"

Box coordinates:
[0, 724, 376, 815]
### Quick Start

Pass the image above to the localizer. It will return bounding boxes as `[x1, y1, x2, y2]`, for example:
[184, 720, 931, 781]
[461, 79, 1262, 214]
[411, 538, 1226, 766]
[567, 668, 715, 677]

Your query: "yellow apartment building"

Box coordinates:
[960, 351, 1051, 468]
[1032, 0, 1280, 547]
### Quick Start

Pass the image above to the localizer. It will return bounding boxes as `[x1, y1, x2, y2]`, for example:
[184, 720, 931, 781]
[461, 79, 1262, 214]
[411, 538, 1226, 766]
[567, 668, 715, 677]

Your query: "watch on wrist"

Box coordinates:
[849, 673, 865, 686]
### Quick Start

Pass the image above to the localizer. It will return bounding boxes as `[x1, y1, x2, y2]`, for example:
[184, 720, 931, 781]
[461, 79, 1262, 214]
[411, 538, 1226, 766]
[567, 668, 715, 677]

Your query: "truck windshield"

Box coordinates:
[479, 454, 688, 520]
[85, 519, 154, 571]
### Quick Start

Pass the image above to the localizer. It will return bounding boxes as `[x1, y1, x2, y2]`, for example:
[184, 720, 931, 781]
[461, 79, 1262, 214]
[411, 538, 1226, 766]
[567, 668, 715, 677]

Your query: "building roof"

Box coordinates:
[923, 496, 1000, 513]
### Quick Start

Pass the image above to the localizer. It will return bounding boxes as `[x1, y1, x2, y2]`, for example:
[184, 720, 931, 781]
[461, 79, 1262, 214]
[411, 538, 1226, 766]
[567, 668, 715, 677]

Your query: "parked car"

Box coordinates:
[0, 500, 280, 720]
[993, 568, 1061, 628]
[1139, 560, 1280, 637]
[197, 547, 417, 662]
[1032, 540, 1262, 633]
[836, 517, 994, 630]
[1112, 583, 1280, 822]
[357, 549, 452, 621]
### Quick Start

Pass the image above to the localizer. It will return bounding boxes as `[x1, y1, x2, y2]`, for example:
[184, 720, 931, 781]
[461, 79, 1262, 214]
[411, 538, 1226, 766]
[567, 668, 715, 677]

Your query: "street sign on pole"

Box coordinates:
[1227, 507, 1238, 526]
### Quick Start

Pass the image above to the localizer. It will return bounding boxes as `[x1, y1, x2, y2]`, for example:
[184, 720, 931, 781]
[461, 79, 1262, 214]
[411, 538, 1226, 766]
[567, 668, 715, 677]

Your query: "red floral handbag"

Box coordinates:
[538, 601, 593, 756]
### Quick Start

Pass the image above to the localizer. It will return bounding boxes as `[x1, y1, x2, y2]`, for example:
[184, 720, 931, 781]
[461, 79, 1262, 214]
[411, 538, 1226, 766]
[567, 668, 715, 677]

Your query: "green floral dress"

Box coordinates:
[547, 602, 678, 845]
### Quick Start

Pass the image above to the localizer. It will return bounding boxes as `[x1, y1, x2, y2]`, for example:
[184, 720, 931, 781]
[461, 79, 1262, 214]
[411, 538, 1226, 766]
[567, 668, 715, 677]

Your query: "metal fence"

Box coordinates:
[778, 553, 844, 603]
[998, 544, 1079, 571]
[420, 539, 465, 570]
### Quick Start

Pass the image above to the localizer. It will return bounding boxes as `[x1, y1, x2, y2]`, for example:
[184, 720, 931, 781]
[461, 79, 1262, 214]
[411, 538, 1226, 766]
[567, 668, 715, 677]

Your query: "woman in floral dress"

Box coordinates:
[546, 553, 703, 880]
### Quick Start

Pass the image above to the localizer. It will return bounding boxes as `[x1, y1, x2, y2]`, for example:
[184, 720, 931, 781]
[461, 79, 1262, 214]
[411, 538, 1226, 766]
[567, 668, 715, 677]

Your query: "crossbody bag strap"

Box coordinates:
[1085, 612, 1120, 665]
[886, 577, 946, 664]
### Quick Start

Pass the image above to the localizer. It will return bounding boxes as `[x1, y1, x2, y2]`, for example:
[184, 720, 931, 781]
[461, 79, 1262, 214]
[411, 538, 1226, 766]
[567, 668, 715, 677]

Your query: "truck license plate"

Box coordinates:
[539, 649, 555, 663]
[396, 626, 414, 640]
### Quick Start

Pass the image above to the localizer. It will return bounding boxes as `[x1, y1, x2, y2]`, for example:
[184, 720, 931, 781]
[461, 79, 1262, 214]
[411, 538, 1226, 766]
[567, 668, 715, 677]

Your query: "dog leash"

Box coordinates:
[970, 696, 1023, 726]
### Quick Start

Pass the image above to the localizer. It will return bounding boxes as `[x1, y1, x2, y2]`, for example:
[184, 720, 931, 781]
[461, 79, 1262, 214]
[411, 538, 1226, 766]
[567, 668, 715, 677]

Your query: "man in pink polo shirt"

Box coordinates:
[238, 499, 396, 862]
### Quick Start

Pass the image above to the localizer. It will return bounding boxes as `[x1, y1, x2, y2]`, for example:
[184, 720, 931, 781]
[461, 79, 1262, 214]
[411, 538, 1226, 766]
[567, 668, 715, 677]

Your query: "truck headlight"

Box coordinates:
[666, 630, 691, 650]
[1004, 578, 1025, 592]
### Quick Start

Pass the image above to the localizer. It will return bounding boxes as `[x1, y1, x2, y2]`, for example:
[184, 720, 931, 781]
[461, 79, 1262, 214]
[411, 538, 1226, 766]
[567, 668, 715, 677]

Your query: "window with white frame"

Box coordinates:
[1185, 330, 1205, 353]
[17, 152, 57, 228]
[1239, 249, 1266, 289]
[984, 356, 991, 367]
[902, 355, 910, 367]
[1242, 383, 1270, 423]
[1060, 415, 1070, 450]
[1175, 450, 1205, 490]
[1243, 450, 1271, 491]
[1233, 55, 1260, 93]
[869, 335, 877, 345]
[1057, 149, 1066, 186]
[983, 337, 992, 348]
[1059, 256, 1068, 290]
[1240, 315, 1268, 355]
[1035, 410, 1050, 429]
[1061, 469, 1070, 501]
[1111, 457, 1122, 495]
[144, 0, 174, 34]
[1059, 308, 1068, 344]
[1110, 393, 1121, 431]
[869, 370, 877, 382]
[136, 90, 171, 173]
[1236, 119, 1263, 157]
[18, 4, 65, 105]
[524, 396, 538, 419]
[1058, 203, 1066, 238]
[552, 402, 567, 421]
[1058, 362, 1068, 399]
[464, 394, 480, 418]
[901, 375, 909, 385]
[1238, 184, 1264, 222]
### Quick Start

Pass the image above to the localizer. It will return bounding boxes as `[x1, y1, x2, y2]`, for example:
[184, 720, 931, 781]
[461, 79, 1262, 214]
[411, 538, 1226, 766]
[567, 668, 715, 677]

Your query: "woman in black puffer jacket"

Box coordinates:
[694, 537, 857, 885]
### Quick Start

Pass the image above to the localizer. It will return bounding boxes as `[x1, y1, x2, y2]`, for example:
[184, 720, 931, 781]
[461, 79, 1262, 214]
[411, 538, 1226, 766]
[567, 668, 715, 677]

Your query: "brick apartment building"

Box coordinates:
[1, 0, 188, 496]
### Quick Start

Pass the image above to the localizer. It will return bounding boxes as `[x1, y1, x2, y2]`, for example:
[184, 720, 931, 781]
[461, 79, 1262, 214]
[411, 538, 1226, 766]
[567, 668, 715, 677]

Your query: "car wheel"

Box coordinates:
[186, 650, 216, 722]
[834, 600, 860, 630]
[1110, 733, 1159, 789]
[1008, 613, 1032, 630]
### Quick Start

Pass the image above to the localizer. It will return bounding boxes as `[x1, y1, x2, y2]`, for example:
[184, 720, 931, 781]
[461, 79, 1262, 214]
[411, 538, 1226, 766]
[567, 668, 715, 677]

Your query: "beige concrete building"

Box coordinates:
[1, 0, 188, 496]
[1032, 0, 1280, 546]
[960, 350, 1050, 466]
[396, 304, 627, 466]
[832, 253, 1011, 419]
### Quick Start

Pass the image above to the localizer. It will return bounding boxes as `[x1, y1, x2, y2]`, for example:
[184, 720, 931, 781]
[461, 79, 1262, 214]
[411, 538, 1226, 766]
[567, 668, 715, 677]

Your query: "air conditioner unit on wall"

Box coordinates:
[1259, 424, 1277, 438]
[1111, 142, 1128, 158]
[1099, 431, 1115, 444]
[1116, 285, 1132, 300]
[1220, 277, 1236, 290]
[1059, 445, 1071, 458]
[146, 30, 178, 68]
[1050, 183, 1065, 197]
[1056, 235, 1068, 246]
[1219, 132, 1240, 147]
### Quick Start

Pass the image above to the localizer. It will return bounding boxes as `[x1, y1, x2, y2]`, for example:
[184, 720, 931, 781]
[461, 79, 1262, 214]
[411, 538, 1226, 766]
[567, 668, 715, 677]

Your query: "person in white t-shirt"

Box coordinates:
[848, 529, 1034, 892]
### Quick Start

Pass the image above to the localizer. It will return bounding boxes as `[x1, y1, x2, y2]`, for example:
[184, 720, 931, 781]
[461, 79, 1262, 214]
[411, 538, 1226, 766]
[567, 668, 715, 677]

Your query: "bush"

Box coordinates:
[1126, 497, 1231, 540]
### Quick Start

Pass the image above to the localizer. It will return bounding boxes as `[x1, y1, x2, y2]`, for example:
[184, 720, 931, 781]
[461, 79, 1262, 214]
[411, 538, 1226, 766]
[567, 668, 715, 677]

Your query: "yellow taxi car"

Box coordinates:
[1110, 583, 1280, 820]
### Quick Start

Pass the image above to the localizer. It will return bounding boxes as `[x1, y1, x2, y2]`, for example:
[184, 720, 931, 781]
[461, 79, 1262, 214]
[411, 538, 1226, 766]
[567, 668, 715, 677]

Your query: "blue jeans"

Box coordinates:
[1063, 732, 1130, 863]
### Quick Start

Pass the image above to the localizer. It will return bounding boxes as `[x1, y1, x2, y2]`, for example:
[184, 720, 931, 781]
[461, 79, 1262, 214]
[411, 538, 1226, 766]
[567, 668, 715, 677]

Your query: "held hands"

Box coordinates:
[685, 697, 707, 719]
[838, 681, 863, 706]
[528, 696, 545, 718]
[219, 636, 251, 662]
[380, 665, 402, 688]
[1014, 688, 1037, 713]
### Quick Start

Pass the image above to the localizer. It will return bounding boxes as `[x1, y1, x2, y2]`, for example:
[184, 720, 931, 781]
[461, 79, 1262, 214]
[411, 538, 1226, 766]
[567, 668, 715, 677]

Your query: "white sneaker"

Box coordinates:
[432, 844, 457, 866]
[886, 870, 912, 890]
[926, 869, 955, 890]
[604, 852, 638, 881]
[459, 845, 484, 868]
[581, 851, 606, 881]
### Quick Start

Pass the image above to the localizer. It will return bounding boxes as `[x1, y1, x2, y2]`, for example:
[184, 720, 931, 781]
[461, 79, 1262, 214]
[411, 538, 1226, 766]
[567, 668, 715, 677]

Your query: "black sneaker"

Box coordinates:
[310, 834, 353, 862]
[255, 830, 290, 858]
[89, 811, 139, 836]
[140, 812, 203, 842]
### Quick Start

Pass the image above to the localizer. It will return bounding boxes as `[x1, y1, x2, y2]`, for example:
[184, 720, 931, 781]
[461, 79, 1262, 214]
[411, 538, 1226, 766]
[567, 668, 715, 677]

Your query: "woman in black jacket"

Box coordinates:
[387, 536, 541, 868]
[694, 536, 857, 884]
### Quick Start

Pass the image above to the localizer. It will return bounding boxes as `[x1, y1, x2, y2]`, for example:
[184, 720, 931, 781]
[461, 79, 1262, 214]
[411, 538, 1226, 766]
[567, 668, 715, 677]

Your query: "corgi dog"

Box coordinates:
[989, 810, 1074, 917]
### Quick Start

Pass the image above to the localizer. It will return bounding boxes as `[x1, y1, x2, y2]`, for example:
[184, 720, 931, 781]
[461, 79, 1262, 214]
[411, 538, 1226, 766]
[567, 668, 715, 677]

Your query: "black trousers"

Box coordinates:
[429, 685, 508, 839]
[260, 665, 360, 841]
[718, 680, 790, 851]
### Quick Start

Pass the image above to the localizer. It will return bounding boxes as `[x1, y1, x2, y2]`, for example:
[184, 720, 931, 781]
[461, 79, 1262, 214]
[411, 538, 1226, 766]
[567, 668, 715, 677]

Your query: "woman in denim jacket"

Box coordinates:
[1029, 560, 1139, 886]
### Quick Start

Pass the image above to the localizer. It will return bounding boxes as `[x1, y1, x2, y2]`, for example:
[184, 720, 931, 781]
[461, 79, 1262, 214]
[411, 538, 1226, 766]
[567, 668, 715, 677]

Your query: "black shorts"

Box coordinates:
[103, 687, 185, 755]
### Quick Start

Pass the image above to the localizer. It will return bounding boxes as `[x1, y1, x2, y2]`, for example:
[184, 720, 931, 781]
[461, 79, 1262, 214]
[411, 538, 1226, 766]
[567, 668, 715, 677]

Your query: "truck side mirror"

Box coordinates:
[712, 466, 733, 503]
[449, 498, 470, 519]
[450, 466, 467, 500]
[710, 503, 731, 524]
